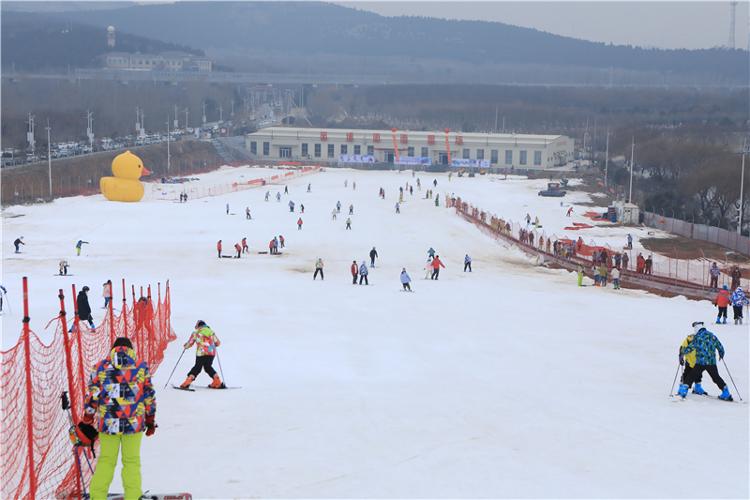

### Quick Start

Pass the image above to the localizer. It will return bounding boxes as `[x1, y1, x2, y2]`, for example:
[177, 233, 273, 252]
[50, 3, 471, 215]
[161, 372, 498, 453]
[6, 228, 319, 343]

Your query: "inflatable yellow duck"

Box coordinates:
[100, 150, 151, 202]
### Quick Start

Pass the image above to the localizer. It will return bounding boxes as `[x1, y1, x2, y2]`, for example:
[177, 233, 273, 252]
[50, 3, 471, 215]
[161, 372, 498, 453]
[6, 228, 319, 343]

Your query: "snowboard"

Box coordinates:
[108, 492, 192, 500]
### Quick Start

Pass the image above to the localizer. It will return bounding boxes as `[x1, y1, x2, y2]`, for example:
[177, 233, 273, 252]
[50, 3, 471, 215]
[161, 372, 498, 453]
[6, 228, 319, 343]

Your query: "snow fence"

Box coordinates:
[0, 277, 176, 499]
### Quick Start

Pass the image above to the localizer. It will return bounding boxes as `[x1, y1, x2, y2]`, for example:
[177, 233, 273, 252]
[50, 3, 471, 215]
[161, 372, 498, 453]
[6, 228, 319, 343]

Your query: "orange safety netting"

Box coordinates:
[1, 278, 176, 499]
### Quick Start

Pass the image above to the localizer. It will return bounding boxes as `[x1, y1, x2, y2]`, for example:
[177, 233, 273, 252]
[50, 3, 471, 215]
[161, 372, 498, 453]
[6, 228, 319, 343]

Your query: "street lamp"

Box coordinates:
[739, 138, 748, 235]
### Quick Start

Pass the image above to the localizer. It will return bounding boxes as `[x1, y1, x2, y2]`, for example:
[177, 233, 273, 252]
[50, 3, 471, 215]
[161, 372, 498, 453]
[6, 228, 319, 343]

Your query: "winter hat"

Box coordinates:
[723, 284, 729, 290]
[195, 320, 207, 328]
[112, 337, 133, 349]
[692, 321, 705, 334]
[82, 286, 90, 292]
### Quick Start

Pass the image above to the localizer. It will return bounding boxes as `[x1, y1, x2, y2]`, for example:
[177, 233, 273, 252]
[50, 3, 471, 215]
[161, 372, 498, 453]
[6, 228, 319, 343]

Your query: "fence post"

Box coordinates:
[147, 285, 153, 360]
[122, 279, 128, 339]
[58, 288, 83, 497]
[21, 277, 37, 499]
[108, 280, 115, 345]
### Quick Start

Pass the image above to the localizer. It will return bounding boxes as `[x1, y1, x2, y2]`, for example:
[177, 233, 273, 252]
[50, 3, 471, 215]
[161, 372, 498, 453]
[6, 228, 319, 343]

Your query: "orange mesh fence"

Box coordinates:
[1, 277, 176, 499]
[447, 194, 735, 296]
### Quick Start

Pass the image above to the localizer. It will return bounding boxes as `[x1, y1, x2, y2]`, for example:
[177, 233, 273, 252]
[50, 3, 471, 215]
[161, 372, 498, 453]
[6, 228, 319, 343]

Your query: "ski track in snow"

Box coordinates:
[2, 167, 748, 498]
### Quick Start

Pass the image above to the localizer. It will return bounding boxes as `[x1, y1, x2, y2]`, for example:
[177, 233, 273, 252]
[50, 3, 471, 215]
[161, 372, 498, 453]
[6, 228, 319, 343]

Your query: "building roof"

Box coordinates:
[251, 126, 566, 144]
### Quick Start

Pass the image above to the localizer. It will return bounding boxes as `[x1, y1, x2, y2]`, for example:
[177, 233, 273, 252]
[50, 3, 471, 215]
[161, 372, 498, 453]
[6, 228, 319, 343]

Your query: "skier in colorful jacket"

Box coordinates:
[730, 287, 747, 324]
[180, 320, 224, 389]
[677, 322, 733, 401]
[83, 337, 156, 499]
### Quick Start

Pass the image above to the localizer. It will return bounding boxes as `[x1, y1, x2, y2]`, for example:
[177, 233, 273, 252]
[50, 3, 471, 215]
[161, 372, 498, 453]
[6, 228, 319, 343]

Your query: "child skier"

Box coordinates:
[314, 258, 324, 280]
[102, 280, 113, 309]
[678, 331, 703, 395]
[400, 268, 412, 291]
[359, 261, 369, 285]
[180, 320, 224, 389]
[730, 286, 747, 325]
[82, 337, 156, 499]
[59, 260, 70, 276]
[611, 267, 621, 290]
[715, 285, 731, 324]
[678, 321, 733, 401]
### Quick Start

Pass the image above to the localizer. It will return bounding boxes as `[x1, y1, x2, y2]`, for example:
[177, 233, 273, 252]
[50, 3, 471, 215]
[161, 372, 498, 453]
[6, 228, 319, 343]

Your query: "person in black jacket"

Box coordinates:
[369, 247, 378, 267]
[75, 286, 95, 330]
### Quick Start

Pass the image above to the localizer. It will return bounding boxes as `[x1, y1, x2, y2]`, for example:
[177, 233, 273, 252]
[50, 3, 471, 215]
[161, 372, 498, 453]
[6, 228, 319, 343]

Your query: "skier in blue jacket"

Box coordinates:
[678, 322, 733, 401]
[358, 261, 369, 285]
[400, 268, 412, 291]
[464, 254, 472, 272]
[730, 287, 747, 325]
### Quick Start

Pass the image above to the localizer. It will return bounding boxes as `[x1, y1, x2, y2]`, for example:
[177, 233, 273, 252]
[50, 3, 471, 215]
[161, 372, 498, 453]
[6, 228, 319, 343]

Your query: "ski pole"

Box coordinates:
[722, 358, 743, 401]
[216, 350, 226, 386]
[163, 347, 187, 389]
[669, 363, 682, 397]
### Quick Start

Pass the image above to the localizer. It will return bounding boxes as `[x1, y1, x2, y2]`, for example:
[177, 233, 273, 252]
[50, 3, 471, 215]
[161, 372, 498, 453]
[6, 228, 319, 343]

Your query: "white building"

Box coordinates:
[245, 127, 573, 169]
[103, 51, 213, 72]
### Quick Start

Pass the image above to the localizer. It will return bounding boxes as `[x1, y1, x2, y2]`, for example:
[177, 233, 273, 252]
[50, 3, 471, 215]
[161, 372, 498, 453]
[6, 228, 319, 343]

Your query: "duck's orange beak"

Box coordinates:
[141, 166, 152, 176]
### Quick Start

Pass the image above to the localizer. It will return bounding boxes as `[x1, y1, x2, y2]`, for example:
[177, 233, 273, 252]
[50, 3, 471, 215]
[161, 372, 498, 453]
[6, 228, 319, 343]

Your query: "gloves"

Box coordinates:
[678, 355, 684, 366]
[183, 343, 190, 349]
[145, 415, 157, 437]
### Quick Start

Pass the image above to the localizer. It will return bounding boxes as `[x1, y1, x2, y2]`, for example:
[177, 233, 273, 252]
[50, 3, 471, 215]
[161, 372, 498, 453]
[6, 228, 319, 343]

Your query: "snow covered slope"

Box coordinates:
[2, 168, 747, 497]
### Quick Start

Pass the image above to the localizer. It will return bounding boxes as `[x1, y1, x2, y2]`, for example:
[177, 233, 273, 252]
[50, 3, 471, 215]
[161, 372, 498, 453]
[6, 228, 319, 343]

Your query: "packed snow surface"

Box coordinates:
[2, 167, 748, 498]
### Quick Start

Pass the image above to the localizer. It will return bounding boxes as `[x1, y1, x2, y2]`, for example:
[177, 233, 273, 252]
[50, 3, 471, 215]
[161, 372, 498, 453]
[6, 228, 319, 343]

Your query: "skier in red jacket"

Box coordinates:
[431, 255, 446, 280]
[234, 243, 242, 258]
[350, 260, 358, 285]
[297, 217, 303, 230]
[216, 240, 222, 258]
[715, 285, 731, 324]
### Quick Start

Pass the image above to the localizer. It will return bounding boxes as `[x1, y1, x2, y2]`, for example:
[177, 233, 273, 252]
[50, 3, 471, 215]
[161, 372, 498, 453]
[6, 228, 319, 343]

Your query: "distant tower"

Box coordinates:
[729, 1, 737, 49]
[107, 25, 116, 48]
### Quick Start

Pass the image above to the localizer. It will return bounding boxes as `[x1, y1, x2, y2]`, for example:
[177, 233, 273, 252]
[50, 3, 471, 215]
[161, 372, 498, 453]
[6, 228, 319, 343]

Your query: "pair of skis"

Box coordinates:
[173, 384, 240, 392]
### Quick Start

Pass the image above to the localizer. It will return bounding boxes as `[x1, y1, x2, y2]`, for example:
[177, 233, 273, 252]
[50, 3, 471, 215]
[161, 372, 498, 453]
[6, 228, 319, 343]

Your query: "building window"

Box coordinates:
[279, 147, 291, 158]
[301, 143, 308, 156]
[491, 149, 498, 164]
[250, 141, 257, 154]
[262, 142, 270, 156]
[520, 150, 527, 165]
[407, 146, 414, 157]
[367, 145, 374, 155]
[534, 151, 542, 166]
[421, 147, 428, 157]
[314, 144, 321, 157]
[341, 144, 348, 155]
[462, 148, 470, 159]
[327, 144, 334, 158]
[476, 149, 484, 160]
[354, 145, 361, 155]
[505, 150, 513, 165]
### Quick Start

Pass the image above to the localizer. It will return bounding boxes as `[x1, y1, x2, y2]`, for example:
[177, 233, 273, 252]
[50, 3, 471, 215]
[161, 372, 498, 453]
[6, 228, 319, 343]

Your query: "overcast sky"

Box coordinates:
[339, 1, 749, 50]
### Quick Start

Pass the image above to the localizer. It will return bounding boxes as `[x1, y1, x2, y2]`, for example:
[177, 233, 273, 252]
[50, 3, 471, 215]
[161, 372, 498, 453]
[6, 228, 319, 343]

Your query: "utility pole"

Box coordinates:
[604, 129, 610, 188]
[202, 101, 207, 125]
[231, 99, 235, 117]
[184, 107, 189, 129]
[46, 120, 52, 198]
[628, 137, 635, 204]
[739, 138, 748, 235]
[166, 113, 171, 175]
[86, 110, 94, 150]
[27, 113, 36, 155]
[174, 105, 179, 129]
[494, 105, 498, 133]
[219, 104, 223, 122]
